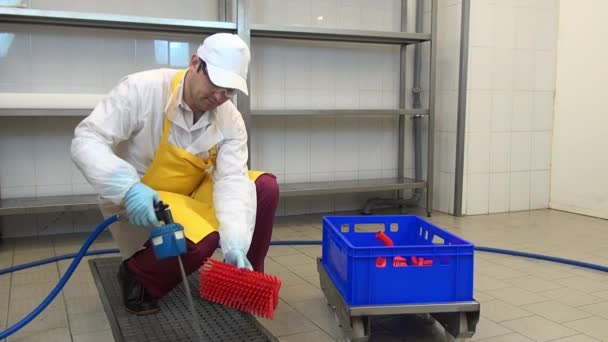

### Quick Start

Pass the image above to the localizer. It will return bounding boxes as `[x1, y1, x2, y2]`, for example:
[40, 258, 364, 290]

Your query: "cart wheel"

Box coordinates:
[444, 329, 466, 342]
[417, 313, 436, 325]
[346, 316, 367, 342]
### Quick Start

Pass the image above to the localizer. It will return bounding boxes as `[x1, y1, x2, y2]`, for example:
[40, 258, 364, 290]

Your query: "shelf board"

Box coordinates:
[250, 109, 429, 117]
[0, 109, 91, 116]
[0, 178, 426, 215]
[279, 177, 426, 198]
[251, 24, 431, 45]
[0, 93, 101, 116]
[0, 194, 100, 216]
[0, 7, 236, 34]
[0, 93, 431, 118]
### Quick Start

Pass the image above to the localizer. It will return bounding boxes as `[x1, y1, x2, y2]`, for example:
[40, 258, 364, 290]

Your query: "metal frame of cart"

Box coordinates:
[317, 258, 480, 342]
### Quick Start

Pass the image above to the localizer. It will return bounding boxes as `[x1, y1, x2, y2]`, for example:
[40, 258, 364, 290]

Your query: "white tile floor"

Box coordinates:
[0, 209, 607, 341]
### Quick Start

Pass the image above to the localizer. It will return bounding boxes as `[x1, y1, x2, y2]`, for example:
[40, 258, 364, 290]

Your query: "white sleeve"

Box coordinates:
[70, 76, 143, 205]
[212, 115, 257, 254]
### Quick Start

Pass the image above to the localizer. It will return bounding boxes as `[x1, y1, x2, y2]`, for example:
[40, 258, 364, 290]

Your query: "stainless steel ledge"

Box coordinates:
[251, 24, 431, 45]
[0, 194, 100, 216]
[250, 109, 430, 117]
[0, 8, 236, 34]
[279, 178, 426, 198]
[0, 109, 91, 116]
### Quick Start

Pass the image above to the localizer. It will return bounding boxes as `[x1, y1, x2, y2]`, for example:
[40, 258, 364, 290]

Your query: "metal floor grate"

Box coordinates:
[89, 257, 277, 342]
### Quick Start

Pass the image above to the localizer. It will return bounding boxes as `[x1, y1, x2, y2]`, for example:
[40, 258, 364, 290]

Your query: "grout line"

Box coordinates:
[53, 240, 74, 342]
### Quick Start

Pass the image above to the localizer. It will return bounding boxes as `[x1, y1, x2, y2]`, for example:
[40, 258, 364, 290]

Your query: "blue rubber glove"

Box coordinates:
[123, 183, 161, 227]
[224, 249, 253, 271]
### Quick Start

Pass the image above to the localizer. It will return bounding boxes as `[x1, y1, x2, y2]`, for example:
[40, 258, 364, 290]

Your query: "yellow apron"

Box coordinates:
[141, 70, 266, 243]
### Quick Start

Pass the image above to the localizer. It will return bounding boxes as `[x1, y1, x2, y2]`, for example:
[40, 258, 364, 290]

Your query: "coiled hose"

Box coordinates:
[0, 214, 119, 340]
[0, 218, 607, 339]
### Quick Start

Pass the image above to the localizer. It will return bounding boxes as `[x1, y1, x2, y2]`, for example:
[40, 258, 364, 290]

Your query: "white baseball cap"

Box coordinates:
[197, 33, 250, 95]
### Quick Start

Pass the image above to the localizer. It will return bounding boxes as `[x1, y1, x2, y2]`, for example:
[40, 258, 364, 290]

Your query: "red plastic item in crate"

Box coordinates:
[376, 231, 408, 267]
[199, 258, 282, 319]
[411, 256, 433, 267]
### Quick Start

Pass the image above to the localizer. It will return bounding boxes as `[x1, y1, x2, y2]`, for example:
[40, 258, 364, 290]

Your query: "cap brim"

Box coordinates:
[206, 63, 248, 96]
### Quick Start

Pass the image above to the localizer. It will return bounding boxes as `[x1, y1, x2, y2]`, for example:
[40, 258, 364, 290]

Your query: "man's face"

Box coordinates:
[187, 56, 236, 112]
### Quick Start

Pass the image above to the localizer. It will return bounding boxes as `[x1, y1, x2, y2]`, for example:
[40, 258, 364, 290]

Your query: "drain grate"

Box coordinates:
[89, 257, 277, 342]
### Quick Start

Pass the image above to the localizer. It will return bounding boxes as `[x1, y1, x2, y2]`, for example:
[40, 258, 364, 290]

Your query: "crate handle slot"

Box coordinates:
[432, 235, 444, 245]
[341, 224, 350, 233]
[354, 223, 385, 233]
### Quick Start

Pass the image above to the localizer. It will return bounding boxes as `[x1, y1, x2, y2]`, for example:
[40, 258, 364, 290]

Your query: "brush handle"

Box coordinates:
[376, 231, 394, 247]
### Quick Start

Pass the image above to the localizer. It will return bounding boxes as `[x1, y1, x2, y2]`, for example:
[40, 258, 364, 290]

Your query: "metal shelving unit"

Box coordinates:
[237, 0, 437, 216]
[0, 0, 437, 218]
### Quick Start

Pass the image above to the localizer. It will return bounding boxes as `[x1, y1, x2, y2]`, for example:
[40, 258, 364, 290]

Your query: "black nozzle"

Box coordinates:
[154, 201, 174, 224]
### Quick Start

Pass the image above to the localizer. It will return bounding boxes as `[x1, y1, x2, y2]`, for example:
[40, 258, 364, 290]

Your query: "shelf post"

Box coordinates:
[397, 0, 408, 208]
[236, 0, 252, 169]
[425, 0, 438, 216]
[454, 0, 470, 217]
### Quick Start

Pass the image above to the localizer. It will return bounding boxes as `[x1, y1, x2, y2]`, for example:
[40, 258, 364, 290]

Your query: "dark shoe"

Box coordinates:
[118, 261, 160, 315]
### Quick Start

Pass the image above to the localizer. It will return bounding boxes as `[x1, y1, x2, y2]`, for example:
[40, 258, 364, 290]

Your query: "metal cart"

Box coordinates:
[317, 258, 480, 342]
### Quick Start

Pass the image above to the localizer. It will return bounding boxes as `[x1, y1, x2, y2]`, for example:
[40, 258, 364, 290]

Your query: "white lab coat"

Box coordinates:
[70, 68, 257, 259]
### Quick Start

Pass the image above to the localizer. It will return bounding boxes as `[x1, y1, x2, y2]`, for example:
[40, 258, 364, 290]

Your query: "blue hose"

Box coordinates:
[0, 249, 121, 276]
[5, 242, 605, 275]
[0, 214, 119, 340]
[1, 224, 607, 339]
[475, 246, 608, 273]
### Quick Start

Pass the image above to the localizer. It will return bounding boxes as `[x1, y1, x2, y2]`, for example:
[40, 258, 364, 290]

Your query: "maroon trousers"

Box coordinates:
[127, 174, 279, 299]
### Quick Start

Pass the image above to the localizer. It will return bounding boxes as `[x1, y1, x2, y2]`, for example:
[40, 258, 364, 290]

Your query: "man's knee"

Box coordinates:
[255, 174, 279, 204]
[187, 232, 219, 265]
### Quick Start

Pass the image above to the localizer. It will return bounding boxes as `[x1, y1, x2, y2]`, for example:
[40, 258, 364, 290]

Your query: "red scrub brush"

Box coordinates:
[199, 258, 282, 319]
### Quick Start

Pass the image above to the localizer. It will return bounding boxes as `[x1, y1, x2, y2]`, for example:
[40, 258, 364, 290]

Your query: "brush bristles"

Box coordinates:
[199, 258, 282, 320]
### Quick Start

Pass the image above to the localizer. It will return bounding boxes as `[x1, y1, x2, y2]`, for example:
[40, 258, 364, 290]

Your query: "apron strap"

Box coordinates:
[159, 70, 188, 145]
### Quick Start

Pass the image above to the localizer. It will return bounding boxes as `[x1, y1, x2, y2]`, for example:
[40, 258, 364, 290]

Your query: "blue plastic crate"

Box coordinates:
[321, 215, 475, 306]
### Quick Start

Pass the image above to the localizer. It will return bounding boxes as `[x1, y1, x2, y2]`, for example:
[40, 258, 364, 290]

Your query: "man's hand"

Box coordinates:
[224, 249, 253, 270]
[123, 183, 162, 227]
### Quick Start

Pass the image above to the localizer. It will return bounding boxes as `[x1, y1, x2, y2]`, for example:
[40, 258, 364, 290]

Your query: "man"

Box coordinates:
[71, 33, 279, 315]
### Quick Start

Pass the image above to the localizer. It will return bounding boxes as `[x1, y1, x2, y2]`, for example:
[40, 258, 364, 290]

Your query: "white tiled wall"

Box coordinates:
[250, 0, 402, 32]
[0, 117, 106, 238]
[463, 0, 558, 215]
[0, 117, 89, 199]
[0, 24, 207, 93]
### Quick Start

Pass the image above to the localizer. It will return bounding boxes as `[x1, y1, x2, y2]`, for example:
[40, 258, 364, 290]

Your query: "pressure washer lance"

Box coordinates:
[151, 201, 203, 341]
